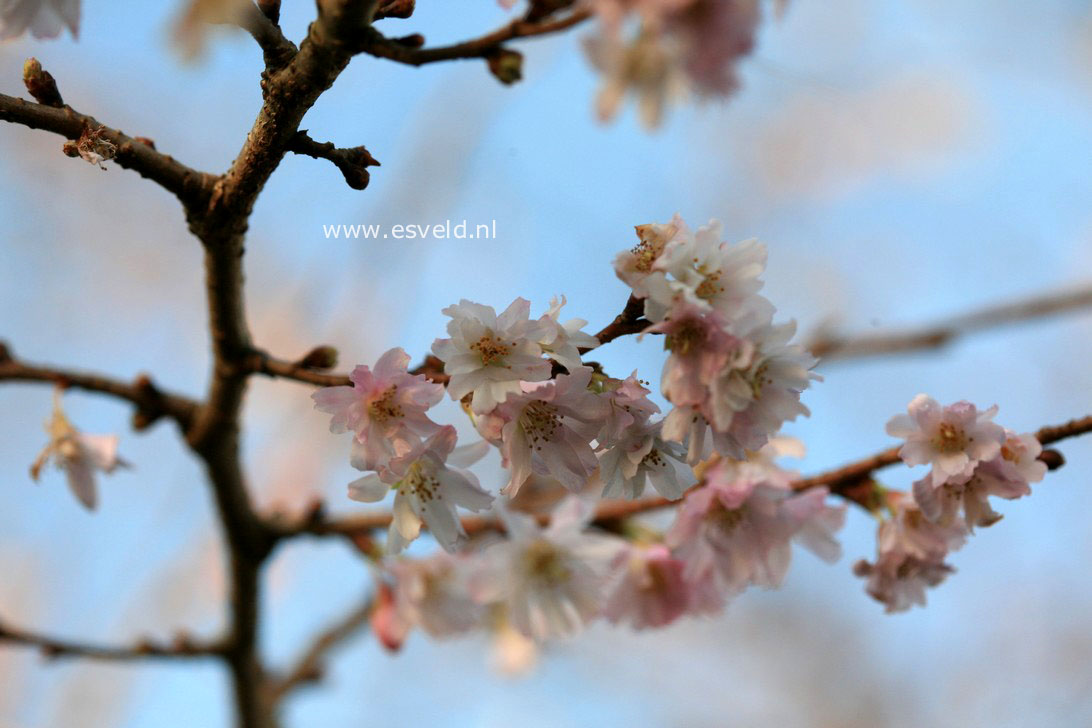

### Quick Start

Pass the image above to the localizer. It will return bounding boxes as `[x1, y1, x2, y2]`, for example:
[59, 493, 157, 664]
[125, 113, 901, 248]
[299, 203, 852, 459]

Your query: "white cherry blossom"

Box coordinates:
[432, 298, 552, 414]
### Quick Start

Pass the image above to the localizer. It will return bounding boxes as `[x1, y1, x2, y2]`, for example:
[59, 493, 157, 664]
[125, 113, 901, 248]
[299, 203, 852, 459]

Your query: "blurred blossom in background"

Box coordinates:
[1, 0, 1091, 726]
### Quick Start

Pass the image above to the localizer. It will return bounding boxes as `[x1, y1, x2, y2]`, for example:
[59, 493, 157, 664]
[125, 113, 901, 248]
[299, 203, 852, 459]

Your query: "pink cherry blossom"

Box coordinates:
[602, 543, 692, 629]
[487, 366, 609, 497]
[432, 298, 552, 414]
[387, 553, 484, 638]
[470, 498, 625, 641]
[597, 371, 660, 447]
[666, 456, 844, 598]
[854, 496, 966, 613]
[312, 347, 444, 472]
[0, 0, 79, 40]
[912, 428, 1044, 530]
[598, 420, 692, 500]
[886, 394, 1005, 487]
[706, 318, 819, 455]
[370, 581, 408, 652]
[30, 391, 126, 510]
[669, 0, 761, 97]
[644, 298, 746, 409]
[347, 427, 493, 554]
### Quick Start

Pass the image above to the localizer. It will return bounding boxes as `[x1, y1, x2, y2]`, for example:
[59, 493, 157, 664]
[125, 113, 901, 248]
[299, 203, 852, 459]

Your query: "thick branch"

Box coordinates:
[180, 5, 386, 725]
[0, 92, 213, 211]
[357, 8, 592, 66]
[0, 620, 221, 661]
[809, 284, 1092, 362]
[0, 343, 198, 431]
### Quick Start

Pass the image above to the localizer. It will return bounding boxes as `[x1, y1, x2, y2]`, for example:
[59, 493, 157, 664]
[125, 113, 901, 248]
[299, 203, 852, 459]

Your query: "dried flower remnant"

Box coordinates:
[63, 126, 116, 170]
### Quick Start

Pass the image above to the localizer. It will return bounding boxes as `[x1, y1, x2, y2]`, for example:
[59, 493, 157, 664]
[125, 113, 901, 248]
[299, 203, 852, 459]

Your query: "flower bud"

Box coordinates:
[23, 58, 64, 108]
[487, 48, 523, 86]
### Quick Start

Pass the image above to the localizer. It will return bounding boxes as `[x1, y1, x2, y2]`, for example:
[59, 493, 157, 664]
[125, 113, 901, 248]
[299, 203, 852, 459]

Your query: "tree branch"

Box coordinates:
[809, 284, 1092, 362]
[0, 343, 198, 431]
[287, 130, 379, 191]
[0, 619, 221, 661]
[237, 1, 298, 68]
[0, 92, 214, 212]
[269, 596, 373, 699]
[279, 413, 1092, 540]
[357, 7, 592, 66]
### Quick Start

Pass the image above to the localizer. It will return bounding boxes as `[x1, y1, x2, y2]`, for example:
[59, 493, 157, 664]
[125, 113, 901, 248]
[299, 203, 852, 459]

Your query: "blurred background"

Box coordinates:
[1, 0, 1091, 726]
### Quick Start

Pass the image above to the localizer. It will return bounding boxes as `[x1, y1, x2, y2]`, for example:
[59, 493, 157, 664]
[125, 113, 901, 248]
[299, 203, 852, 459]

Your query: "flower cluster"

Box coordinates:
[312, 347, 494, 553]
[581, 0, 768, 128]
[854, 395, 1046, 612]
[617, 214, 819, 461]
[310, 214, 846, 659]
[371, 442, 842, 654]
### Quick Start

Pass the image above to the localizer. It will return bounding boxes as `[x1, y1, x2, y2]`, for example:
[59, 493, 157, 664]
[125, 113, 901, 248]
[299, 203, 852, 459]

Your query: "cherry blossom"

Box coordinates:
[646, 217, 773, 324]
[347, 427, 493, 553]
[602, 543, 692, 629]
[312, 347, 444, 472]
[853, 495, 966, 613]
[0, 0, 79, 40]
[484, 366, 609, 496]
[387, 553, 484, 638]
[536, 295, 599, 372]
[584, 28, 687, 129]
[886, 394, 1005, 488]
[669, 0, 761, 97]
[666, 455, 844, 598]
[644, 298, 745, 409]
[30, 391, 126, 510]
[706, 318, 819, 455]
[598, 419, 692, 500]
[612, 215, 683, 298]
[432, 298, 552, 414]
[597, 371, 660, 447]
[582, 0, 766, 127]
[470, 498, 625, 641]
[912, 428, 1044, 530]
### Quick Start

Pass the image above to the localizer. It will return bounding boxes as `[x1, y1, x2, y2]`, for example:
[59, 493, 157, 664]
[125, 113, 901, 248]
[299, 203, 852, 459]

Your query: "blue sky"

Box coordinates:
[1, 1, 1091, 726]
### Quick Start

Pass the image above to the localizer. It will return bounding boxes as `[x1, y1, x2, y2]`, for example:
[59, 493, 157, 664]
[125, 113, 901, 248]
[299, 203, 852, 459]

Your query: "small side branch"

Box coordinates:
[357, 8, 592, 66]
[0, 620, 221, 662]
[809, 284, 1092, 362]
[287, 131, 379, 191]
[269, 596, 373, 699]
[0, 343, 198, 431]
[0, 92, 213, 211]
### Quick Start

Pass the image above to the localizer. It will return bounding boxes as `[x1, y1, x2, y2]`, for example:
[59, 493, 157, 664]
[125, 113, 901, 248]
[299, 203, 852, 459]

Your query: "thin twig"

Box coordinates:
[0, 621, 222, 661]
[0, 344, 198, 431]
[809, 284, 1092, 362]
[269, 597, 373, 699]
[287, 130, 380, 190]
[358, 8, 592, 65]
[0, 92, 213, 211]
